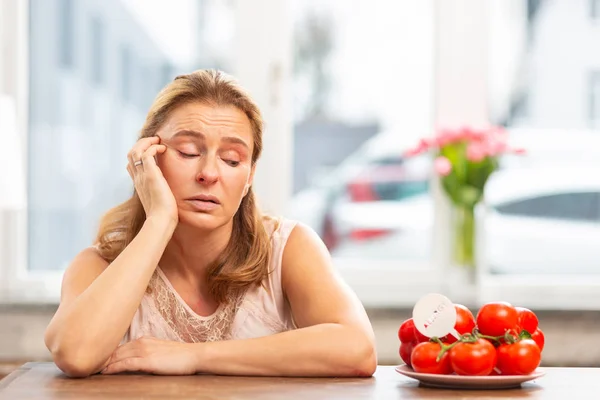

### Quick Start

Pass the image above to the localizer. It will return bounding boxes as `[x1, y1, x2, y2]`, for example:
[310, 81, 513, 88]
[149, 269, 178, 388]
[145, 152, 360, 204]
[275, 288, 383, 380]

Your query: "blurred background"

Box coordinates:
[1, 0, 600, 377]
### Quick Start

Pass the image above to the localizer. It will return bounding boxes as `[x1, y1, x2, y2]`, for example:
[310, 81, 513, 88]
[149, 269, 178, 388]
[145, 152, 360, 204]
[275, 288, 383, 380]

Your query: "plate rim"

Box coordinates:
[395, 364, 546, 383]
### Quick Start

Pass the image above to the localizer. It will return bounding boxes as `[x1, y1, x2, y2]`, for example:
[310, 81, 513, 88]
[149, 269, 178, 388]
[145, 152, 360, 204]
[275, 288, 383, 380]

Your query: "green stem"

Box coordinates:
[432, 337, 461, 363]
[455, 205, 475, 267]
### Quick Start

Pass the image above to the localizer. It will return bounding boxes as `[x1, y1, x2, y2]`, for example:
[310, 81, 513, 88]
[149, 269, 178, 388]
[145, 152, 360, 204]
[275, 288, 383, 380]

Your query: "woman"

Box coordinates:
[44, 70, 377, 378]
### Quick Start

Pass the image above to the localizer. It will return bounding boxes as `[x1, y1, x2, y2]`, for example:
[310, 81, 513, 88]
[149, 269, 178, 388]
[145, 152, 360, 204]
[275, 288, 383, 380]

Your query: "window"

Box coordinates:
[17, 0, 202, 288]
[90, 17, 104, 85]
[7, 0, 600, 310]
[495, 192, 600, 222]
[480, 0, 600, 307]
[589, 71, 600, 127]
[591, 0, 600, 19]
[120, 46, 132, 103]
[290, 0, 435, 271]
[161, 62, 174, 88]
[59, 0, 74, 68]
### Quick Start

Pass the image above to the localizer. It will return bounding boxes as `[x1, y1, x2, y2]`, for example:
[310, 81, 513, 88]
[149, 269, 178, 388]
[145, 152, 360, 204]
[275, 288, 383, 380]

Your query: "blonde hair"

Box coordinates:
[95, 70, 272, 303]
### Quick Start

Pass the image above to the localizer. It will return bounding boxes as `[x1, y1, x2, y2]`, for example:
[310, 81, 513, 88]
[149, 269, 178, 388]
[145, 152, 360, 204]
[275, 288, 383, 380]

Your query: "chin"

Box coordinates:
[177, 210, 230, 231]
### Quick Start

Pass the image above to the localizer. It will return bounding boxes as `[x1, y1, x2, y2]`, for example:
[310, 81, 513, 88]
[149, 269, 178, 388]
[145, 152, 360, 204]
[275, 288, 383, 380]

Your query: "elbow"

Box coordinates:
[354, 339, 377, 377]
[340, 335, 377, 377]
[45, 331, 99, 378]
[54, 356, 97, 378]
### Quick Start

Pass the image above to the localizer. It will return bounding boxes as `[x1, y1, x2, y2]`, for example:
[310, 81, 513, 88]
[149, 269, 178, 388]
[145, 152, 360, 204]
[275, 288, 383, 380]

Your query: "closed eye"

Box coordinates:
[178, 151, 199, 158]
[224, 160, 240, 167]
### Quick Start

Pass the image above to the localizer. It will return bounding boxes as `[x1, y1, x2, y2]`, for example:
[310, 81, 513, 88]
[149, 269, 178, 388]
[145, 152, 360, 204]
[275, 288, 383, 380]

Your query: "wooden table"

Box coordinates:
[0, 362, 598, 399]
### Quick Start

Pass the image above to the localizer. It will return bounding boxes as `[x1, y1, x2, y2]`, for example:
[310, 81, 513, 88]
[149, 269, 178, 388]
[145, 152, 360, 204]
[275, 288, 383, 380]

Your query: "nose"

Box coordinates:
[195, 154, 219, 185]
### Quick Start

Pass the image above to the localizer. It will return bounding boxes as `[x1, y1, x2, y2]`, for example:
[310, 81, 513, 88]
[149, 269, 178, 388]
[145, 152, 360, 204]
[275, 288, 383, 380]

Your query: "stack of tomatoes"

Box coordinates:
[398, 302, 545, 376]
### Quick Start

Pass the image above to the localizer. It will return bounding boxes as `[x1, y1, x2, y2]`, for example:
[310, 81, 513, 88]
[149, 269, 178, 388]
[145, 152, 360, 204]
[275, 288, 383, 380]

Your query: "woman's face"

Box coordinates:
[156, 102, 255, 230]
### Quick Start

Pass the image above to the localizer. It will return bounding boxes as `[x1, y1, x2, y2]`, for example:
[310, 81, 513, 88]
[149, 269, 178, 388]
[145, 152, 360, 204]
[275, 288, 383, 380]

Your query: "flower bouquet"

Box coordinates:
[405, 126, 525, 271]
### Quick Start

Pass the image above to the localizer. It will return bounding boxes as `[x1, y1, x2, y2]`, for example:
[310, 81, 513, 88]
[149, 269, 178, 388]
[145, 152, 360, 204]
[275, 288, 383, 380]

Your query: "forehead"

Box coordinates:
[159, 102, 253, 144]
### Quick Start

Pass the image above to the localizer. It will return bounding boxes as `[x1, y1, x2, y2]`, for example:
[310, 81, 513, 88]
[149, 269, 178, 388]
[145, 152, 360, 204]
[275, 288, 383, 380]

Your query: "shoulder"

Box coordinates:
[260, 216, 325, 258]
[280, 221, 332, 282]
[282, 221, 326, 257]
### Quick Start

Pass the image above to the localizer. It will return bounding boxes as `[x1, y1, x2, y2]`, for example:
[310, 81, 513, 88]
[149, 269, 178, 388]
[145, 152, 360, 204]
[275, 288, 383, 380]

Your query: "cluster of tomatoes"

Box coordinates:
[399, 302, 545, 376]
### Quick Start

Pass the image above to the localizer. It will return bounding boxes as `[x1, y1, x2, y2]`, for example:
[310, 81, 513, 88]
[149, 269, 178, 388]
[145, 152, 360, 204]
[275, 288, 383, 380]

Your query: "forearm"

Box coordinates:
[46, 216, 175, 374]
[195, 324, 377, 377]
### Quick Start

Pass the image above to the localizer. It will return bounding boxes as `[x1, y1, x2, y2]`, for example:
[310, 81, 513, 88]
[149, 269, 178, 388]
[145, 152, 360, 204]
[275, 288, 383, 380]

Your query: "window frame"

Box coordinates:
[3, 0, 600, 310]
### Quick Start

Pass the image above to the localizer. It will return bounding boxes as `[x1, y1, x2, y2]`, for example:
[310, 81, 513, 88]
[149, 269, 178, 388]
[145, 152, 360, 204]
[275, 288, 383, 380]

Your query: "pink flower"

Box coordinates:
[466, 142, 487, 162]
[404, 138, 434, 157]
[484, 139, 507, 157]
[435, 129, 458, 146]
[434, 156, 452, 176]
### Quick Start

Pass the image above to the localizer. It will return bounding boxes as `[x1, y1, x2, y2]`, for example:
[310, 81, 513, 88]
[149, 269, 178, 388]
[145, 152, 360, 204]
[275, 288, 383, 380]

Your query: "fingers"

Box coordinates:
[105, 338, 148, 367]
[141, 144, 167, 172]
[126, 144, 166, 175]
[107, 343, 140, 367]
[102, 357, 146, 375]
[127, 136, 161, 166]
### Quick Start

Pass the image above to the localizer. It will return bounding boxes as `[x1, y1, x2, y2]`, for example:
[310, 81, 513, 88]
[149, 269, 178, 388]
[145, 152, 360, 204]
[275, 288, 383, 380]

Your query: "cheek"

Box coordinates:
[158, 160, 192, 190]
[221, 169, 250, 193]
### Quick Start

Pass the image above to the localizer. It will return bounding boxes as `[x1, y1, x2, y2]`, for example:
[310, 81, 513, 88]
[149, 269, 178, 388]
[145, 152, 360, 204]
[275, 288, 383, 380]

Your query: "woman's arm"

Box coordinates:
[46, 136, 177, 377]
[103, 223, 377, 377]
[44, 215, 175, 378]
[197, 223, 377, 376]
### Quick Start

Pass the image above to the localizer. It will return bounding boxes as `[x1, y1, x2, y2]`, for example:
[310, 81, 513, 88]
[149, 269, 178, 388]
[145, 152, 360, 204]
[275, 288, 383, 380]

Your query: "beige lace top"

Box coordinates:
[121, 218, 298, 344]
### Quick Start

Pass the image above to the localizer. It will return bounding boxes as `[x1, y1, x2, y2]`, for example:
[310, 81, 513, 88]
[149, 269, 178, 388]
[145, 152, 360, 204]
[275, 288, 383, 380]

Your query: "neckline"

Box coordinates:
[155, 266, 224, 321]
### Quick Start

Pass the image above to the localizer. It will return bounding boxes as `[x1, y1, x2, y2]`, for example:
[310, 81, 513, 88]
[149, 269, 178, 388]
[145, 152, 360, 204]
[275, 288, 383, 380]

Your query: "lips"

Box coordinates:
[187, 194, 220, 204]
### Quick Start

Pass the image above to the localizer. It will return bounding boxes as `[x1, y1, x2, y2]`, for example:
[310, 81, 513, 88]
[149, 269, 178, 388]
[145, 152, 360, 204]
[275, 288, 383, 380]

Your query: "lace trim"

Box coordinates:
[238, 293, 290, 334]
[146, 270, 242, 343]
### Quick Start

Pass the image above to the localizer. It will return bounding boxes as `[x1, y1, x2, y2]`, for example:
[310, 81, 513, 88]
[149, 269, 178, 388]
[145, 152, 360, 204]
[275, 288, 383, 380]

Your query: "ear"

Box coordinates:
[243, 165, 256, 197]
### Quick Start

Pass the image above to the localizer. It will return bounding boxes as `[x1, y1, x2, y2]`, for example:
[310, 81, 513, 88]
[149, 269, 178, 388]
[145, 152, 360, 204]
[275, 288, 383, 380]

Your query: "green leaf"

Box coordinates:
[519, 330, 533, 340]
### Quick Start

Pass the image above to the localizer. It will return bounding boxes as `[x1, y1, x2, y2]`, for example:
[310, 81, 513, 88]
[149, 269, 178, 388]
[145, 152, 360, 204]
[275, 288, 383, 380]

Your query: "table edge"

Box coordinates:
[0, 363, 34, 390]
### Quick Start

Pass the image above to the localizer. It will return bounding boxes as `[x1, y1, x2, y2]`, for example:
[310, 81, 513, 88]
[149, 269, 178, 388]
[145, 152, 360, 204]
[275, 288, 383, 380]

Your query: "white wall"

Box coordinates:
[233, 0, 293, 216]
[527, 0, 600, 128]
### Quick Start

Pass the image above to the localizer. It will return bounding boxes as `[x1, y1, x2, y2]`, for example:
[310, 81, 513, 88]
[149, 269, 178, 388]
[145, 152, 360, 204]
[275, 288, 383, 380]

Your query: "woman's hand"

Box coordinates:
[127, 137, 178, 226]
[101, 337, 198, 375]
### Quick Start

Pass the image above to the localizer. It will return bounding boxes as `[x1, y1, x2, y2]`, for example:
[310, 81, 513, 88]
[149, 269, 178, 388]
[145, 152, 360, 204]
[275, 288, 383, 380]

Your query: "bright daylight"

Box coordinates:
[1, 0, 599, 398]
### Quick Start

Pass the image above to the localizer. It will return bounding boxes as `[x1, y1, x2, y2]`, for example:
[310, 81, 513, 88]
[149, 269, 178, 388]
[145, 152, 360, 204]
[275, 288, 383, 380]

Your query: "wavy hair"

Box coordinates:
[94, 70, 272, 303]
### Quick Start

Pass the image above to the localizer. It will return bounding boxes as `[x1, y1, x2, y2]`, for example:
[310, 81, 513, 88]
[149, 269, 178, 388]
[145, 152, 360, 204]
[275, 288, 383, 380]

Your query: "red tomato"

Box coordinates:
[399, 342, 414, 367]
[398, 319, 417, 343]
[449, 338, 497, 376]
[414, 328, 430, 344]
[444, 304, 476, 344]
[411, 342, 453, 375]
[516, 307, 539, 334]
[496, 339, 541, 375]
[531, 328, 545, 351]
[476, 302, 519, 337]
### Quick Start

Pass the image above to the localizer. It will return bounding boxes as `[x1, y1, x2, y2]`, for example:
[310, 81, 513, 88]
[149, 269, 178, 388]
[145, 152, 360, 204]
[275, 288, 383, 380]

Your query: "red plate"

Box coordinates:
[395, 365, 546, 390]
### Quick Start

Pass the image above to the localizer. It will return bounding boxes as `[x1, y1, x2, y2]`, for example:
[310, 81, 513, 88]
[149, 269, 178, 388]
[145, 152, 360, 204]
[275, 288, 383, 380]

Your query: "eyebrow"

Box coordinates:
[169, 129, 250, 150]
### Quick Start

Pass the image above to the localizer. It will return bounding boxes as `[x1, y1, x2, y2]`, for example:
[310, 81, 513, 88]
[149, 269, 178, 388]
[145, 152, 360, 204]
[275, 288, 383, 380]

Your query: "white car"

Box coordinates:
[286, 130, 429, 246]
[331, 166, 600, 275]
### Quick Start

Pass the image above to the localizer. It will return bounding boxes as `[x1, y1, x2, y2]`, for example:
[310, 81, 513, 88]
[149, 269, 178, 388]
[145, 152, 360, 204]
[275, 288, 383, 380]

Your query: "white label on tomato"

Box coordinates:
[412, 293, 458, 338]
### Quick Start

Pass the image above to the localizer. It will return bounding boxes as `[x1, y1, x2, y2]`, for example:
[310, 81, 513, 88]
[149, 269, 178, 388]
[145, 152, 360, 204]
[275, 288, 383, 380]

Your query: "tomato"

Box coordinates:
[414, 328, 430, 344]
[449, 338, 497, 376]
[531, 328, 545, 351]
[516, 307, 539, 334]
[411, 342, 453, 375]
[399, 342, 414, 367]
[398, 319, 417, 343]
[496, 339, 541, 375]
[444, 304, 476, 344]
[476, 302, 519, 337]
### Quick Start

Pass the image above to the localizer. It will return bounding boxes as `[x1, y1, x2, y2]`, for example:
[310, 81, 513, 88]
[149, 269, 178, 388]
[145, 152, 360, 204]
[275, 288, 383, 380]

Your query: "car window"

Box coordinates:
[349, 155, 430, 202]
[494, 192, 600, 222]
[373, 180, 429, 201]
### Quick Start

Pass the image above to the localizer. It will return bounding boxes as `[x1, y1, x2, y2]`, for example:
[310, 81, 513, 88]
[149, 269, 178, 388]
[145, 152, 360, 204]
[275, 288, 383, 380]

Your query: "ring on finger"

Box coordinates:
[133, 160, 143, 167]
